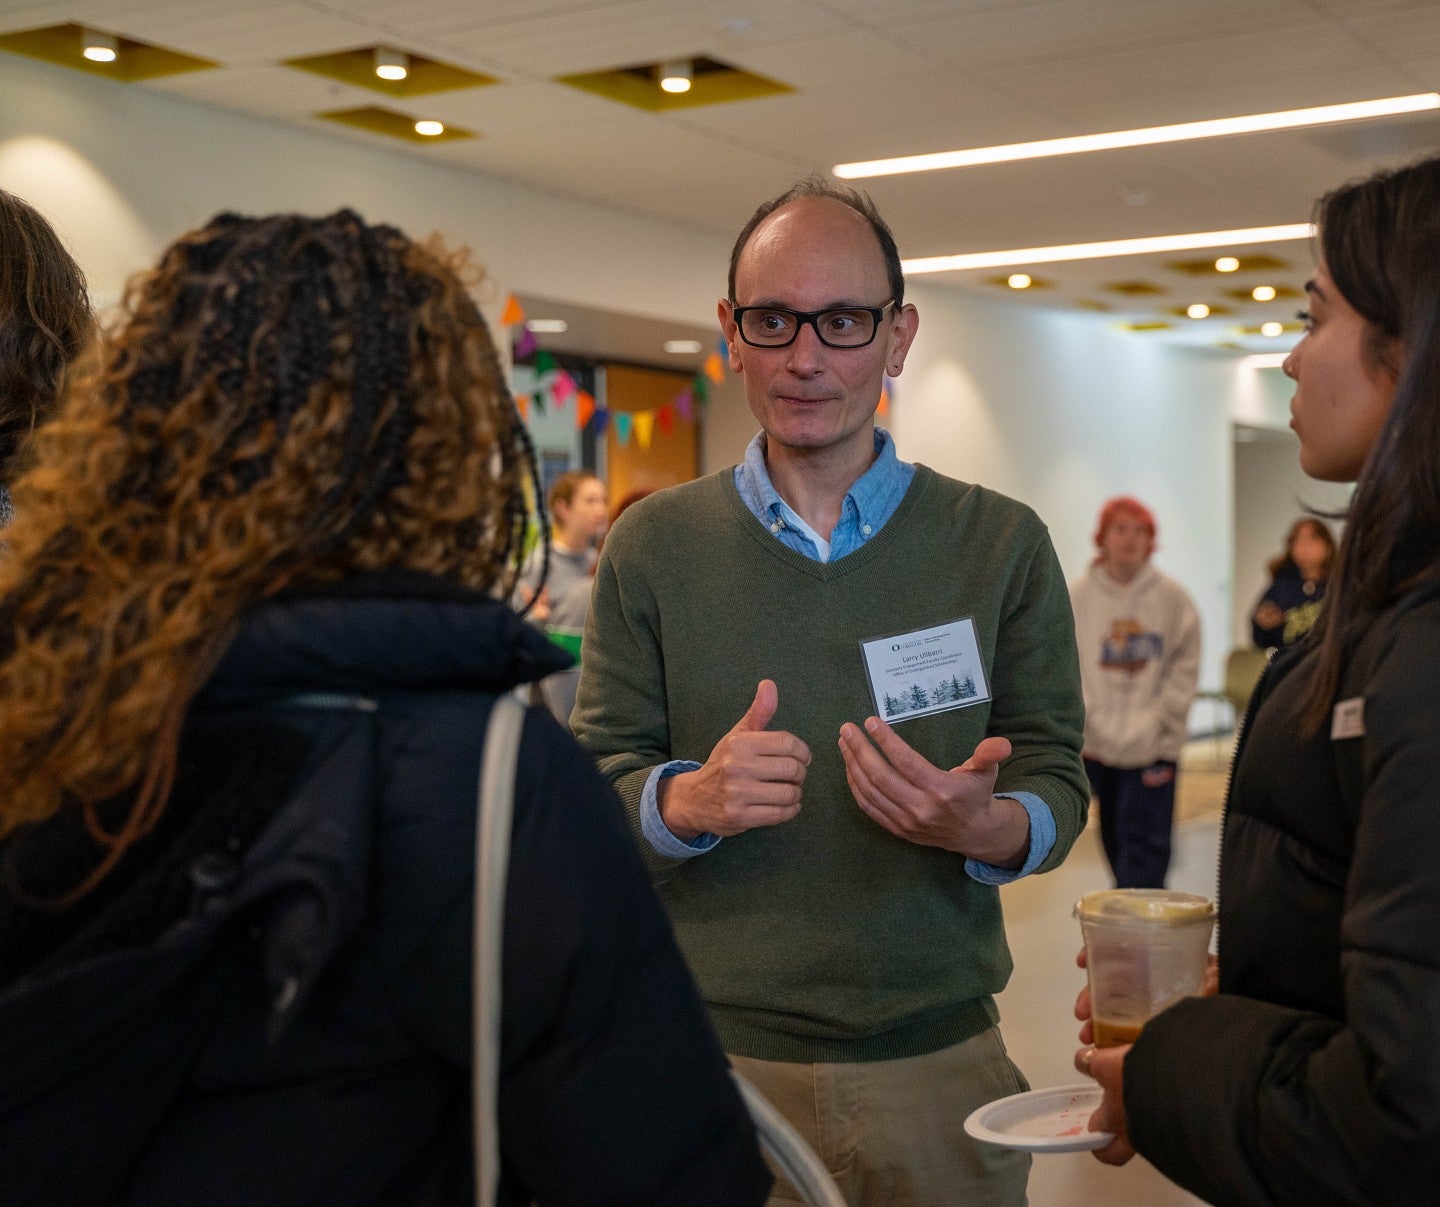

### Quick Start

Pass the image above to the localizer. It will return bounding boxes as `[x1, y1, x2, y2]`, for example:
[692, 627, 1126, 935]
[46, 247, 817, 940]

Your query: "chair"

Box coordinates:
[1223, 647, 1269, 720]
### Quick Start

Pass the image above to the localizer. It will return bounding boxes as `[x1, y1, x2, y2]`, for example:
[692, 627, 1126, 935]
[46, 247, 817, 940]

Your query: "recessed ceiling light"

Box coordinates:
[81, 28, 117, 62]
[1252, 285, 1277, 301]
[833, 92, 1440, 178]
[525, 319, 568, 334]
[1007, 273, 1032, 290]
[1214, 256, 1240, 273]
[374, 47, 408, 81]
[1187, 303, 1211, 319]
[903, 223, 1312, 274]
[1261, 320, 1285, 337]
[414, 119, 445, 136]
[663, 339, 703, 354]
[658, 60, 693, 93]
[1243, 353, 1289, 369]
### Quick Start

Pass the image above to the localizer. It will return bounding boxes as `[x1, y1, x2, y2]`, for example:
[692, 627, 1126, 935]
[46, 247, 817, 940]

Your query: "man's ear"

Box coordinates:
[718, 297, 745, 372]
[886, 303, 920, 375]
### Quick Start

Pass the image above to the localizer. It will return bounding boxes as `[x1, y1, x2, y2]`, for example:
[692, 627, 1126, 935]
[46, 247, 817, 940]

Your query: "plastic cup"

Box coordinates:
[1075, 889, 1215, 1048]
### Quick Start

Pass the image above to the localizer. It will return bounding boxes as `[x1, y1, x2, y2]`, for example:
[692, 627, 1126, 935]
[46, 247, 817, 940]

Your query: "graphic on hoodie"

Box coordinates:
[1099, 618, 1163, 673]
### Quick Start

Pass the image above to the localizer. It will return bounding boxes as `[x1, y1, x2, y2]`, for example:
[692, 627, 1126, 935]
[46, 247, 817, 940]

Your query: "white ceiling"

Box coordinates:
[4, 0, 1440, 348]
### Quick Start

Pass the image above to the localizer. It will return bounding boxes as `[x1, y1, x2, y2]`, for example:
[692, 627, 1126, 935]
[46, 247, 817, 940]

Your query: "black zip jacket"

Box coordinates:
[1124, 582, 1440, 1206]
[0, 572, 770, 1206]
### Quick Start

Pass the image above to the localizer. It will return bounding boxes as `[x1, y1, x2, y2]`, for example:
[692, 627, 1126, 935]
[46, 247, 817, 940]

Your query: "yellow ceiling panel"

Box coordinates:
[317, 106, 477, 144]
[286, 47, 497, 97]
[557, 56, 790, 112]
[0, 21, 216, 81]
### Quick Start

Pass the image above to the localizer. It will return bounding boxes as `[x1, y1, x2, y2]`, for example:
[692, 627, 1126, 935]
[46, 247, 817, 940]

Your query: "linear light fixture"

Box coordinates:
[903, 223, 1313, 274]
[1242, 353, 1290, 369]
[525, 318, 568, 334]
[834, 93, 1440, 179]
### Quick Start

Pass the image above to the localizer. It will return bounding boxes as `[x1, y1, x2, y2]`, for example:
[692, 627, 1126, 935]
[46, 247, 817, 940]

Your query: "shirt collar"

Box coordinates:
[738, 428, 909, 529]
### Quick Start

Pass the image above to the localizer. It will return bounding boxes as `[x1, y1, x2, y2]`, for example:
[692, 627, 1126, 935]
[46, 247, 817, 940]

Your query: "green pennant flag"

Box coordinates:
[535, 350, 556, 376]
[692, 373, 709, 404]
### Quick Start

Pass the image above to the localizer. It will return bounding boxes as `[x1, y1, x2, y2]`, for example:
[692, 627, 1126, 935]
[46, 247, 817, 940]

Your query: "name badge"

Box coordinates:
[1331, 696, 1365, 741]
[859, 617, 991, 724]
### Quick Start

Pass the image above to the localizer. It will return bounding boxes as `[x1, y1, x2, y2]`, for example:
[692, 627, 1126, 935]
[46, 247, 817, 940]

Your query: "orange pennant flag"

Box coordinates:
[576, 390, 596, 430]
[633, 409, 655, 450]
[877, 384, 890, 418]
[515, 393, 531, 420]
[500, 294, 526, 327]
[704, 351, 725, 385]
[657, 404, 675, 436]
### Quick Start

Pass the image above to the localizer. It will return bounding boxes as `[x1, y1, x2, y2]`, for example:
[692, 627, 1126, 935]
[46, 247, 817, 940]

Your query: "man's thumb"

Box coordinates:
[733, 679, 778, 733]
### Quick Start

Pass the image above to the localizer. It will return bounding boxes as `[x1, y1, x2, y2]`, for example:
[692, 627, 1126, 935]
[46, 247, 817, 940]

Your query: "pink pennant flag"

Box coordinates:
[614, 412, 633, 446]
[551, 369, 577, 405]
[633, 410, 655, 450]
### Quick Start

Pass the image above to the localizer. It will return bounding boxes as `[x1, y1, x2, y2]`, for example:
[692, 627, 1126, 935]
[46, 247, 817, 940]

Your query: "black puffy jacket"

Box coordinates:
[1125, 583, 1440, 1206]
[0, 571, 770, 1206]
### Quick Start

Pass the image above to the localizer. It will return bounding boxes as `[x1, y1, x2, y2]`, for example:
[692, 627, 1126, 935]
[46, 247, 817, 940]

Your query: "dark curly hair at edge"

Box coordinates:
[0, 209, 543, 899]
[0, 187, 92, 479]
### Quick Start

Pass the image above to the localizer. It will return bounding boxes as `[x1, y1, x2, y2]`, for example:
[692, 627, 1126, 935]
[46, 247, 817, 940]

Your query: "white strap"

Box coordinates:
[731, 1070, 849, 1207]
[473, 693, 526, 1207]
[471, 693, 844, 1207]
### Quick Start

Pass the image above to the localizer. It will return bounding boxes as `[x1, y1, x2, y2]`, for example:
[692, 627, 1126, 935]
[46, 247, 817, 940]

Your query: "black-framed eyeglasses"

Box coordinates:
[730, 299, 897, 349]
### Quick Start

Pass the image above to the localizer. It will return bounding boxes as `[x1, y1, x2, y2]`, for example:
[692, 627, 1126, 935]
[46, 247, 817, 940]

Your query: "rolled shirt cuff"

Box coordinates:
[964, 790, 1056, 885]
[640, 760, 719, 858]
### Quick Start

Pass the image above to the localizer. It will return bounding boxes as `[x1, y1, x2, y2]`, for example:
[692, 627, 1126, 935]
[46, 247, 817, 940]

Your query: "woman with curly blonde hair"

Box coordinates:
[0, 210, 768, 1206]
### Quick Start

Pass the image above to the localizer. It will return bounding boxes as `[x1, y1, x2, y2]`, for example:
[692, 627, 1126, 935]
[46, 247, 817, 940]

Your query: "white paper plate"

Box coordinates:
[964, 1084, 1114, 1153]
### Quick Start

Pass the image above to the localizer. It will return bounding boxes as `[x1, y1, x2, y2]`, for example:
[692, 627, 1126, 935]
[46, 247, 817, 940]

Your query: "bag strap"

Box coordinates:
[474, 693, 526, 1207]
[470, 693, 845, 1207]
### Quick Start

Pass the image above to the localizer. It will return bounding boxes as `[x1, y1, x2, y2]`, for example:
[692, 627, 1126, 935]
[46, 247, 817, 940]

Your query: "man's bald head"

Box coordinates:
[727, 176, 905, 308]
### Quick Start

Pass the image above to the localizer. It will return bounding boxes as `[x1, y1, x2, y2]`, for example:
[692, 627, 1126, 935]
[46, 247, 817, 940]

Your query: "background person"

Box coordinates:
[512, 469, 607, 625]
[0, 211, 769, 1206]
[1069, 497, 1201, 889]
[1250, 516, 1336, 648]
[0, 187, 91, 523]
[1075, 155, 1440, 1206]
[574, 177, 1089, 1207]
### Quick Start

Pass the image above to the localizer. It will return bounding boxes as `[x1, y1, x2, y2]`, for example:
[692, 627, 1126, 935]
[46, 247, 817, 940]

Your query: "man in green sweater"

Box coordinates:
[572, 178, 1088, 1206]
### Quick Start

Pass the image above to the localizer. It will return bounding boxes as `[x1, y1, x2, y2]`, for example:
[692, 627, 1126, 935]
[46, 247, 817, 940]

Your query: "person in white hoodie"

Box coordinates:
[1069, 497, 1200, 887]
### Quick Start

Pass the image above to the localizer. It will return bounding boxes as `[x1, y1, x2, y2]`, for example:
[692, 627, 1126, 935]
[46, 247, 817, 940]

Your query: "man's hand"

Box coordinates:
[659, 679, 811, 842]
[517, 583, 552, 624]
[837, 717, 1029, 867]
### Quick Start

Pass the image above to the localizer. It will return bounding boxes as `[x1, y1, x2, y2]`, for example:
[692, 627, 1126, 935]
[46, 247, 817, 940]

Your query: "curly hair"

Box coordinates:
[0, 210, 540, 895]
[0, 188, 92, 478]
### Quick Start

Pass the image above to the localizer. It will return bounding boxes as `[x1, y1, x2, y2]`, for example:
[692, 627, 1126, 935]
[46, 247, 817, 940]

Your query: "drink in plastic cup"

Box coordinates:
[1075, 889, 1215, 1048]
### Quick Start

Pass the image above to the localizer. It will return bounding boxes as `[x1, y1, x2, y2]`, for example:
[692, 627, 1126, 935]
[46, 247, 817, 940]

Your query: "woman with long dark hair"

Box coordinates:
[1250, 516, 1336, 648]
[0, 211, 768, 1205]
[1076, 153, 1440, 1205]
[0, 187, 91, 520]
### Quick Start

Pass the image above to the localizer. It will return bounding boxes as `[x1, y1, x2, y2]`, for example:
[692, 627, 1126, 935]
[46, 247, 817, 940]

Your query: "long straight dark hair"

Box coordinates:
[1304, 155, 1440, 729]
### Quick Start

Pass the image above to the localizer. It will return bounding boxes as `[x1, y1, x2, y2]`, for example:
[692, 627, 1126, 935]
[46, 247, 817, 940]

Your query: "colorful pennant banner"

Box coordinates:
[500, 295, 526, 327]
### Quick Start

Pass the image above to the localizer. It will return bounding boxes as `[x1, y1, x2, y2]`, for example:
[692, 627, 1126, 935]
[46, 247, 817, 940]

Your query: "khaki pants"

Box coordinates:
[730, 1028, 1031, 1207]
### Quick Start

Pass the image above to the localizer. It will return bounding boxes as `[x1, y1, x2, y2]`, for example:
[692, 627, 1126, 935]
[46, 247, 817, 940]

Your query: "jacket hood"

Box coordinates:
[202, 569, 572, 705]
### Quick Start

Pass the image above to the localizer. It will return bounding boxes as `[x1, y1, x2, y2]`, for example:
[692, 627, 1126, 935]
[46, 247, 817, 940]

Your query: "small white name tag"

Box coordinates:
[1331, 696, 1365, 741]
[859, 617, 991, 724]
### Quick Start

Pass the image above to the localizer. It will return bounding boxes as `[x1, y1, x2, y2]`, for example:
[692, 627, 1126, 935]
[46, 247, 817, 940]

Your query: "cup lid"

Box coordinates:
[1074, 888, 1215, 926]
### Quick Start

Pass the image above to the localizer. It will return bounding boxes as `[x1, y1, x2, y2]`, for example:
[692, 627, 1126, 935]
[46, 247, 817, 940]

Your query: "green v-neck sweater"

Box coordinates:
[574, 465, 1088, 1062]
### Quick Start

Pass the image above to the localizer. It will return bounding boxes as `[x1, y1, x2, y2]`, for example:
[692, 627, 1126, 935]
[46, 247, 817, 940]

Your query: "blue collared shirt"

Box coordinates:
[639, 429, 1057, 884]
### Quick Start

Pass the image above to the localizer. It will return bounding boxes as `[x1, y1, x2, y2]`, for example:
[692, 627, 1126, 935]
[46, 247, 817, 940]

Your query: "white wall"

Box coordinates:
[894, 283, 1236, 692]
